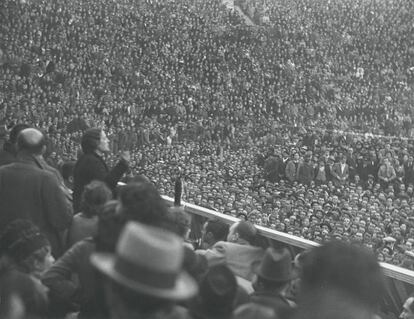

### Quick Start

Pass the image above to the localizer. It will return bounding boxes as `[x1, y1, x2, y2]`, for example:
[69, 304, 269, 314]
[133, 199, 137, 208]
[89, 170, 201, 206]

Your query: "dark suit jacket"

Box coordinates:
[0, 156, 73, 257]
[331, 162, 349, 184]
[248, 291, 294, 318]
[404, 162, 414, 185]
[42, 239, 98, 318]
[73, 152, 128, 213]
[297, 162, 314, 185]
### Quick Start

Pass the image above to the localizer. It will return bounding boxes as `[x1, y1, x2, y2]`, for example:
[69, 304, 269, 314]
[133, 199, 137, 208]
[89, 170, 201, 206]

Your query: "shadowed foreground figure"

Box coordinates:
[293, 241, 386, 319]
[91, 221, 198, 319]
[189, 264, 238, 319]
[233, 247, 296, 319]
[0, 128, 72, 257]
[0, 219, 54, 319]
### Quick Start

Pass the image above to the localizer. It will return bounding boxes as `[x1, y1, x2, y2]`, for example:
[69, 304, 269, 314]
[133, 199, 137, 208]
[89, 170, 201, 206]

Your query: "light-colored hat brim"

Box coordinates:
[91, 253, 198, 300]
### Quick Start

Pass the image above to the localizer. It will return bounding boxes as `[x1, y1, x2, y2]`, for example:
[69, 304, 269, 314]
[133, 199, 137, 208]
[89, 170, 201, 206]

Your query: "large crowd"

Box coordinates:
[236, 0, 414, 136]
[1, 0, 414, 316]
[0, 125, 406, 319]
[1, 0, 414, 266]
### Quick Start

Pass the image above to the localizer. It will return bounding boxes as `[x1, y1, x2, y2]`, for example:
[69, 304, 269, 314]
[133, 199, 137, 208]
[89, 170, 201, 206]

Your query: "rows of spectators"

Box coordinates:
[0, 127, 400, 318]
[2, 0, 414, 316]
[2, 0, 414, 268]
[134, 126, 414, 269]
[236, 0, 414, 135]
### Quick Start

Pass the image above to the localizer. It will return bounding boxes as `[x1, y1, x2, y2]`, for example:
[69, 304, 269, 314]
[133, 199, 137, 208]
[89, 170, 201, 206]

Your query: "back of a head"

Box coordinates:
[206, 219, 229, 243]
[9, 124, 30, 146]
[124, 174, 152, 184]
[95, 200, 125, 253]
[16, 128, 45, 155]
[166, 207, 191, 239]
[235, 221, 257, 245]
[118, 182, 168, 228]
[81, 128, 101, 154]
[81, 181, 112, 218]
[300, 241, 385, 311]
[193, 264, 238, 316]
[292, 288, 374, 319]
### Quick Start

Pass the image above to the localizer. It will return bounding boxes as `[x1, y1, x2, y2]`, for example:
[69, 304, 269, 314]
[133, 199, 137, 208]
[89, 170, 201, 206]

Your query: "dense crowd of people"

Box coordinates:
[0, 126, 407, 318]
[236, 0, 414, 136]
[2, 0, 414, 267]
[0, 126, 398, 319]
[1, 0, 414, 316]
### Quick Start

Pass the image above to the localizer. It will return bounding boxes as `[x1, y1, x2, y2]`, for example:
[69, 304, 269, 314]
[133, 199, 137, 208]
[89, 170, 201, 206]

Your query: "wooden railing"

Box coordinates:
[162, 195, 414, 285]
[162, 195, 414, 315]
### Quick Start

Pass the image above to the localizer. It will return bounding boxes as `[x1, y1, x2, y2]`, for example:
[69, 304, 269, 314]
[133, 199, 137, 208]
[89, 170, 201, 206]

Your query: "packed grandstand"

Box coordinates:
[1, 0, 414, 317]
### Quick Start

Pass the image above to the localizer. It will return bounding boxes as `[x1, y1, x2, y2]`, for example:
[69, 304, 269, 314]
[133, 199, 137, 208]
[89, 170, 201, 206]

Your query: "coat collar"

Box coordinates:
[16, 152, 42, 168]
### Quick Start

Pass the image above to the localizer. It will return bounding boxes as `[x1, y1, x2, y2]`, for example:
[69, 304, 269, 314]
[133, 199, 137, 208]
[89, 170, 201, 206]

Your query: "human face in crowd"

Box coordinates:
[293, 153, 300, 162]
[354, 232, 363, 242]
[97, 131, 110, 153]
[343, 218, 350, 228]
[350, 224, 358, 234]
[34, 246, 55, 278]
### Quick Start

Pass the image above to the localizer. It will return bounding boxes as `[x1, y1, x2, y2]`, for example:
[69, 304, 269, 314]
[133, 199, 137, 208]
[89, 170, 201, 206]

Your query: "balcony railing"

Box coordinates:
[162, 195, 414, 315]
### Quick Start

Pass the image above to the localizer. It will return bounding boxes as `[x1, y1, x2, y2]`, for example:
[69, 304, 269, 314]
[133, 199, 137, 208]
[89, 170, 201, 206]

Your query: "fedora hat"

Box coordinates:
[91, 221, 198, 300]
[255, 248, 295, 282]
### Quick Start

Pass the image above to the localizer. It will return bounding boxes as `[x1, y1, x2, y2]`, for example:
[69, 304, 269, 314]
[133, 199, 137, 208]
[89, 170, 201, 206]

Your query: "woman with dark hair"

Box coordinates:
[67, 180, 112, 247]
[73, 128, 130, 213]
[117, 181, 169, 228]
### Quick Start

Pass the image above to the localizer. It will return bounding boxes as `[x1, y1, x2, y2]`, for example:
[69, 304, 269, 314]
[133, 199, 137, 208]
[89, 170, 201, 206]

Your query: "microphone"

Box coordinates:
[174, 176, 182, 207]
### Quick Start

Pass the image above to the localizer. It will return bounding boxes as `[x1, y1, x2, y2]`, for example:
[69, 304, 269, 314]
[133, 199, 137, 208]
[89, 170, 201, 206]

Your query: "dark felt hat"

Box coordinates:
[255, 248, 295, 282]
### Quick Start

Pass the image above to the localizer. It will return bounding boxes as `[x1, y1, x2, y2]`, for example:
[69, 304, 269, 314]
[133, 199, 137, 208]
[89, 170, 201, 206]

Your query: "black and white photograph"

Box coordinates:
[1, 0, 414, 317]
